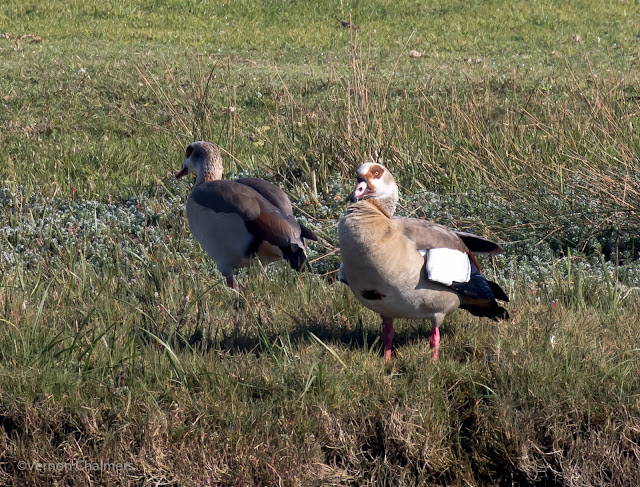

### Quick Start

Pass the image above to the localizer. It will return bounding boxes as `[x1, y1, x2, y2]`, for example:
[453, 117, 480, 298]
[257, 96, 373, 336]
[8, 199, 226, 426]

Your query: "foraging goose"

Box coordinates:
[338, 162, 508, 361]
[176, 141, 317, 288]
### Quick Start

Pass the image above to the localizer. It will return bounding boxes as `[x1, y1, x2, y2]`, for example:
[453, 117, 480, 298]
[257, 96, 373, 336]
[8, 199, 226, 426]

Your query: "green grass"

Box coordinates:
[1, 0, 640, 485]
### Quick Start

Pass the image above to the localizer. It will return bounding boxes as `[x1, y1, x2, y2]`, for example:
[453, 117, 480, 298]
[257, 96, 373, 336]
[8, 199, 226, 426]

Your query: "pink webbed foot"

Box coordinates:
[382, 319, 394, 362]
[429, 325, 440, 360]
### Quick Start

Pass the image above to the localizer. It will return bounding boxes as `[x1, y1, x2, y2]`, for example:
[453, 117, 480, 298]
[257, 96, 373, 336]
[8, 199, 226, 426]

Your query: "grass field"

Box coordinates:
[1, 1, 640, 485]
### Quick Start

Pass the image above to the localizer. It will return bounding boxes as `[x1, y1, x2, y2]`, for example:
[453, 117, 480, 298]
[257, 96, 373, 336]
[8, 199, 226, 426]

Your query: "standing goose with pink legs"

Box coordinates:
[338, 163, 509, 361]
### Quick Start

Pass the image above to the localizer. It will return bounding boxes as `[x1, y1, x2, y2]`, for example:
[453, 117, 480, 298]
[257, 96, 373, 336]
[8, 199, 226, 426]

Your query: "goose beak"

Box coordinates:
[351, 180, 370, 201]
[175, 163, 189, 179]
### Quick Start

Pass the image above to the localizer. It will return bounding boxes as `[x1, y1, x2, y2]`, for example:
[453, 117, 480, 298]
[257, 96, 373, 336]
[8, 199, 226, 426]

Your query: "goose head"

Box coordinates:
[175, 141, 224, 185]
[349, 162, 399, 217]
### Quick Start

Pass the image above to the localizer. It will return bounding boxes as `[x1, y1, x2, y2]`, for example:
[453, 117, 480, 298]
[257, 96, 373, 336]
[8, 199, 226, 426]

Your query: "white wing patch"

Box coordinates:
[424, 248, 471, 286]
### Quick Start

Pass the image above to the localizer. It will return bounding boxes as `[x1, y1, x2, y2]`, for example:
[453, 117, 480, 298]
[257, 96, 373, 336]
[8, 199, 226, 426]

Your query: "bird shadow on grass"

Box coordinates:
[181, 313, 447, 360]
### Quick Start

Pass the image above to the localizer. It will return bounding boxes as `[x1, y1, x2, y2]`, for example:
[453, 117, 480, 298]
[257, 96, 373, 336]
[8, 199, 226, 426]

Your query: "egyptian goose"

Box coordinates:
[338, 162, 508, 361]
[176, 141, 317, 288]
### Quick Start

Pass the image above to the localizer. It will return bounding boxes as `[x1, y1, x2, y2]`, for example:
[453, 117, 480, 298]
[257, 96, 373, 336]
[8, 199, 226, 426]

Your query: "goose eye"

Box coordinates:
[185, 146, 194, 158]
[373, 170, 380, 177]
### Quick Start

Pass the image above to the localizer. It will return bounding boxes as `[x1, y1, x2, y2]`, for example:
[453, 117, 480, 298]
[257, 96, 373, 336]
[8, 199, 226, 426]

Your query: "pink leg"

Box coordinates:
[429, 325, 440, 360]
[225, 275, 235, 289]
[382, 318, 394, 362]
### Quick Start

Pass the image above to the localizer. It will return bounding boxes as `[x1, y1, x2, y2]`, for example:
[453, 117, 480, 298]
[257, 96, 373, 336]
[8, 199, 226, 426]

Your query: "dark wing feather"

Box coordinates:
[451, 261, 510, 320]
[453, 231, 504, 255]
[191, 180, 262, 220]
[244, 211, 304, 248]
[487, 280, 509, 302]
[395, 218, 510, 317]
[393, 217, 502, 269]
[300, 225, 318, 241]
[238, 177, 317, 242]
[236, 177, 293, 215]
[191, 180, 304, 249]
[450, 262, 496, 300]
